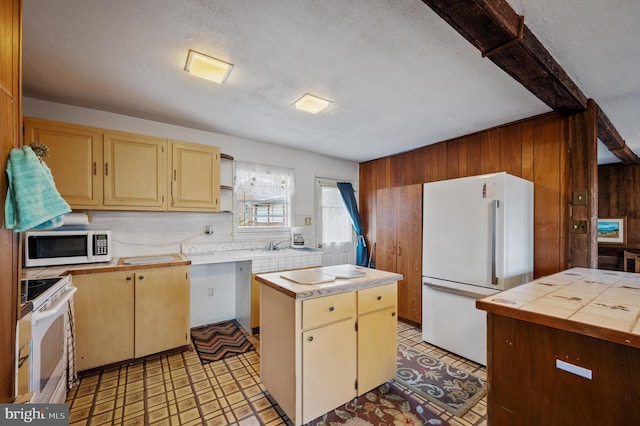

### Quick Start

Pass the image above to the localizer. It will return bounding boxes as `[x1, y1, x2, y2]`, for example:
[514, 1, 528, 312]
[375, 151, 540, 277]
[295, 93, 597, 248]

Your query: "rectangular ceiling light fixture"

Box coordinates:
[185, 49, 234, 84]
[292, 93, 333, 114]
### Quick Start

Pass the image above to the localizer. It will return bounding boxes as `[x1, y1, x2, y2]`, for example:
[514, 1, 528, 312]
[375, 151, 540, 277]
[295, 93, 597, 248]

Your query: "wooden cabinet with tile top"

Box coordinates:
[477, 268, 640, 425]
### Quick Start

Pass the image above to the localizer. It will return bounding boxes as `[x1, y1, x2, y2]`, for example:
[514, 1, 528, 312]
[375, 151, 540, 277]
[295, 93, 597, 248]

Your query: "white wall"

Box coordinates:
[23, 97, 359, 257]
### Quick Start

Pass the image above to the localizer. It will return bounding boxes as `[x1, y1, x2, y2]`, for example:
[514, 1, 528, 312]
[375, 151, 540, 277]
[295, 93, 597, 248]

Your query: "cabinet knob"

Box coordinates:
[392, 312, 396, 317]
[139, 275, 145, 280]
[377, 296, 382, 300]
[329, 306, 335, 312]
[308, 336, 314, 342]
[126, 276, 132, 281]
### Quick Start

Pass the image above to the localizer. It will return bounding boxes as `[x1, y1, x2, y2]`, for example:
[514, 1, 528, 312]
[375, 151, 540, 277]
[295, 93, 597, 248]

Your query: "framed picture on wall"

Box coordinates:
[597, 217, 627, 244]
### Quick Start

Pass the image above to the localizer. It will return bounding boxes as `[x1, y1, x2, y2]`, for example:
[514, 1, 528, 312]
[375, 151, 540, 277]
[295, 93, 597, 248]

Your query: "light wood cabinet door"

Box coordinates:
[251, 274, 260, 330]
[169, 140, 220, 211]
[103, 133, 167, 209]
[24, 118, 103, 207]
[357, 305, 397, 395]
[134, 266, 190, 358]
[302, 319, 357, 424]
[74, 271, 135, 371]
[302, 292, 355, 329]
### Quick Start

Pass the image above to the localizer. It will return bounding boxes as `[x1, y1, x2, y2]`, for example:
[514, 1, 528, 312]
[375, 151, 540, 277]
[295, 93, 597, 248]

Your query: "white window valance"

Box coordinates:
[235, 162, 295, 200]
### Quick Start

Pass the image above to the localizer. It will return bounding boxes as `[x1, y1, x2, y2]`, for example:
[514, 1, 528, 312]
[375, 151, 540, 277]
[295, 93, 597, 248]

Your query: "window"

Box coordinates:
[235, 162, 294, 228]
[318, 180, 352, 244]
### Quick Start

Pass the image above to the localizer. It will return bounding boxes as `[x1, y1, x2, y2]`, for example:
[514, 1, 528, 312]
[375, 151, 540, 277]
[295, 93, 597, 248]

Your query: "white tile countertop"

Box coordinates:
[255, 266, 403, 300]
[182, 243, 323, 273]
[477, 267, 640, 349]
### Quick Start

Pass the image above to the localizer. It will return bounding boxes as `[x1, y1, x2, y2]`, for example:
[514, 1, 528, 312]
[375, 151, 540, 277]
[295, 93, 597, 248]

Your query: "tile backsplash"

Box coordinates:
[86, 210, 296, 257]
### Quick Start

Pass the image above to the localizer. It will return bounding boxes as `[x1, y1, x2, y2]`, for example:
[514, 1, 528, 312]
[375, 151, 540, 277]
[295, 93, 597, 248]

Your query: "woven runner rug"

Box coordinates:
[396, 343, 486, 416]
[306, 381, 448, 425]
[191, 320, 255, 364]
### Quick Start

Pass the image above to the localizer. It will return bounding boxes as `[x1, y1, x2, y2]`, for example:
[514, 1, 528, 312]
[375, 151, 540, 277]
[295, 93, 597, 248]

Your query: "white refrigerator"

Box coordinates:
[422, 172, 533, 365]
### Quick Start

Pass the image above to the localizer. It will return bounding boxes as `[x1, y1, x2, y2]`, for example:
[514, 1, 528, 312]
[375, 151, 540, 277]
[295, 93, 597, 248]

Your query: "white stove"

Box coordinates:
[21, 275, 76, 404]
[21, 275, 72, 311]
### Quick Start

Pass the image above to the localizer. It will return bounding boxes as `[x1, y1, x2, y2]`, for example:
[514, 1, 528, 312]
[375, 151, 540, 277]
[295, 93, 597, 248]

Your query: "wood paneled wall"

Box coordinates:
[0, 0, 21, 402]
[598, 163, 640, 270]
[360, 112, 585, 279]
[599, 163, 640, 247]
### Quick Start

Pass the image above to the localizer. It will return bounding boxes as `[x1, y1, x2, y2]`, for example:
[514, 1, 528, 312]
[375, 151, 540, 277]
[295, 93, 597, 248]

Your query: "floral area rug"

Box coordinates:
[395, 343, 486, 416]
[306, 381, 448, 425]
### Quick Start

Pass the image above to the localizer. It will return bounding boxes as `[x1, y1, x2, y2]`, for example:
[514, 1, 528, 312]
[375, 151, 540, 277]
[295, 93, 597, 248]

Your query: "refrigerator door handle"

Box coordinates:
[491, 199, 499, 285]
[423, 281, 488, 299]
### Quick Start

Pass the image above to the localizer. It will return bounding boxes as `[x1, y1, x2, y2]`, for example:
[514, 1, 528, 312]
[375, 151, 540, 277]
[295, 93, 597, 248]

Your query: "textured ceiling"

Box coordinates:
[22, 0, 639, 164]
[507, 0, 640, 164]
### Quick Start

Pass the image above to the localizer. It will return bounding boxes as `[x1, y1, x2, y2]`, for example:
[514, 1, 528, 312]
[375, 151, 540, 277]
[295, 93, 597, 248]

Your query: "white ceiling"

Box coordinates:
[22, 0, 640, 164]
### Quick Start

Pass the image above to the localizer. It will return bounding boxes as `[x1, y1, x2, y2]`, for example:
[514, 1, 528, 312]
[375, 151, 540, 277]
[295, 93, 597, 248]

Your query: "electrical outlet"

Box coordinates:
[204, 225, 214, 235]
[572, 220, 588, 234]
[208, 288, 214, 297]
[304, 217, 312, 226]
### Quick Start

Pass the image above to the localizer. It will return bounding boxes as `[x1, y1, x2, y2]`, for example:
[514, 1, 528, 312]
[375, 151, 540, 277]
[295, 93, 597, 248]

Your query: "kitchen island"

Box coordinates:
[256, 266, 402, 425]
[476, 267, 640, 425]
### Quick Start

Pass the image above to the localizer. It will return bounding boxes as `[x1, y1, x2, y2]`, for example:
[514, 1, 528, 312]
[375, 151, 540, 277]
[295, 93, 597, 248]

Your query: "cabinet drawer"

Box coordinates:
[303, 292, 356, 329]
[358, 283, 397, 315]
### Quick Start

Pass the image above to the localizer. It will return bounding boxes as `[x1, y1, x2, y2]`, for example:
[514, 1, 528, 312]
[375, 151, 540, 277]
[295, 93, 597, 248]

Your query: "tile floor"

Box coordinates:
[66, 322, 487, 426]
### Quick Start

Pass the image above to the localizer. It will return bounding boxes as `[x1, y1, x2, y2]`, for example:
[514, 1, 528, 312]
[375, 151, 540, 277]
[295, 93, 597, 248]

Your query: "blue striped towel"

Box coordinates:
[4, 146, 71, 232]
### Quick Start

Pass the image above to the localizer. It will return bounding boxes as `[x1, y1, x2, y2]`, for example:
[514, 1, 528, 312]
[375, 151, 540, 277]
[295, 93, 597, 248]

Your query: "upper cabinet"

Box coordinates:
[23, 118, 224, 213]
[24, 119, 103, 207]
[169, 139, 220, 211]
[103, 132, 167, 210]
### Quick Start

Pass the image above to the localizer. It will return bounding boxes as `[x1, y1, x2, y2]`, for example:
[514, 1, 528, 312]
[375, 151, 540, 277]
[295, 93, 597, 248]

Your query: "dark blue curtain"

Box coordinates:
[337, 182, 368, 267]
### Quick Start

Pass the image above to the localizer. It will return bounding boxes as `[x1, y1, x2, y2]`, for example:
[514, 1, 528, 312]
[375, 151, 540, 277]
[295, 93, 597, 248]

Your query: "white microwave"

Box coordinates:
[24, 230, 112, 267]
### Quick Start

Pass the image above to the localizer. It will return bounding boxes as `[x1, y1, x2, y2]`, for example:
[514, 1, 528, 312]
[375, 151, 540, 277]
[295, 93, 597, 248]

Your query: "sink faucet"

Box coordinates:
[266, 239, 289, 250]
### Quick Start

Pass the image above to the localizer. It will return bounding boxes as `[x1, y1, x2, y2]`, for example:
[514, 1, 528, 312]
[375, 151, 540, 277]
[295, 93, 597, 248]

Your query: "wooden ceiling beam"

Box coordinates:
[422, 0, 587, 113]
[421, 0, 640, 164]
[597, 103, 640, 164]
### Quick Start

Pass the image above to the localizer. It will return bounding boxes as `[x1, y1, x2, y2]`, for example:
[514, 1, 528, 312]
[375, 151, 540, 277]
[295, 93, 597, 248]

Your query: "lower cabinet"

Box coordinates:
[134, 267, 191, 358]
[74, 266, 190, 371]
[486, 313, 640, 425]
[260, 281, 397, 425]
[302, 317, 357, 421]
[357, 284, 398, 394]
[250, 274, 260, 332]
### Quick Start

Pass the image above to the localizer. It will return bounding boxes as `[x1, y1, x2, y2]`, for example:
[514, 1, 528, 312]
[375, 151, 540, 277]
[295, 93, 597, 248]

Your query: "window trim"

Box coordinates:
[234, 161, 295, 233]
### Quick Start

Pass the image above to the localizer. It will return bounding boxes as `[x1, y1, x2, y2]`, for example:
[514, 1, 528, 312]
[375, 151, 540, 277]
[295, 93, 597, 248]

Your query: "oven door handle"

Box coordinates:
[32, 286, 77, 324]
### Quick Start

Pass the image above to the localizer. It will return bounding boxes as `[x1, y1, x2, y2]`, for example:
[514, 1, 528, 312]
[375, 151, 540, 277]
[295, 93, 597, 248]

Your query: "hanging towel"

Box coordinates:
[4, 146, 71, 232]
